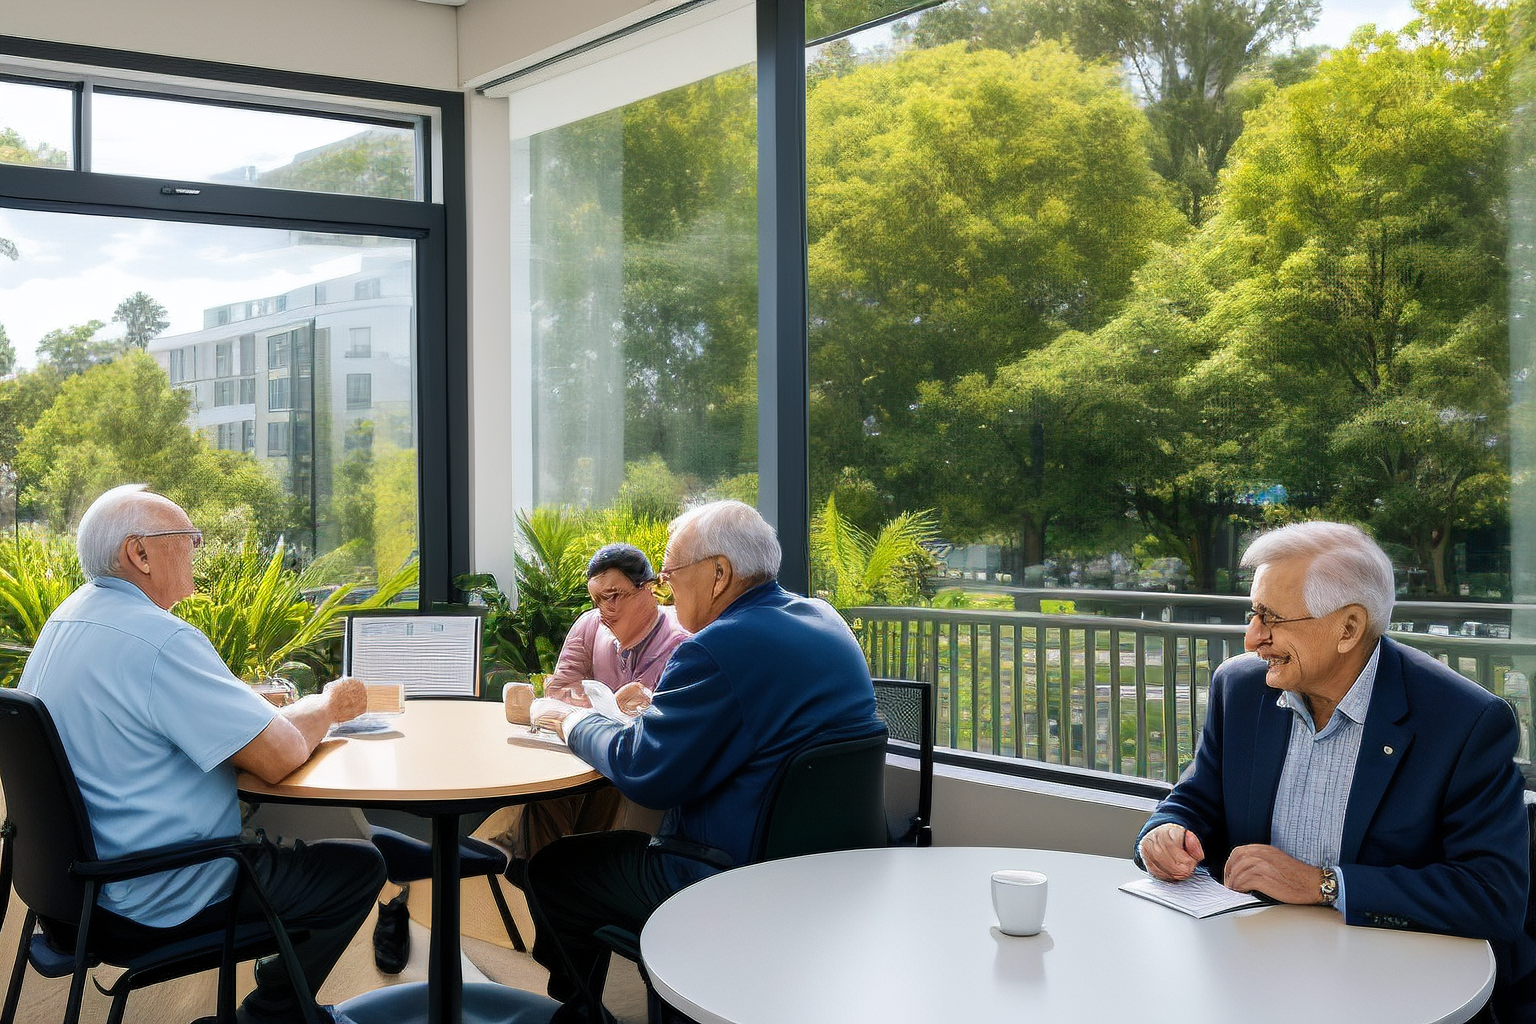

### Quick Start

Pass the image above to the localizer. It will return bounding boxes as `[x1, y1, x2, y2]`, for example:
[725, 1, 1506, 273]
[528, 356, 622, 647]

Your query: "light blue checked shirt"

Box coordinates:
[1269, 641, 1381, 916]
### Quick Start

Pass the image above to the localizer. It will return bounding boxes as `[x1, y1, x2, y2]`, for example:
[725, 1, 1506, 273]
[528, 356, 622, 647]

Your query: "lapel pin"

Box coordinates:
[1383, 745, 1394, 755]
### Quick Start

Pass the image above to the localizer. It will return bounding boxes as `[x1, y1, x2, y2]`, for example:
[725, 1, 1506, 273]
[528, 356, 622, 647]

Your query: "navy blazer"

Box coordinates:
[570, 581, 882, 888]
[1138, 637, 1533, 983]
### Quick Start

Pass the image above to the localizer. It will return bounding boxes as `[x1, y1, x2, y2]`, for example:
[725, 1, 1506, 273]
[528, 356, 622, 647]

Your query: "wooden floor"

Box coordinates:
[0, 800, 649, 1023]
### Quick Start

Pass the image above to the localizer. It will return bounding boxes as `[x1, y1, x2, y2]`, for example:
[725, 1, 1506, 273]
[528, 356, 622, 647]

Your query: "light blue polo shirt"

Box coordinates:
[19, 576, 276, 927]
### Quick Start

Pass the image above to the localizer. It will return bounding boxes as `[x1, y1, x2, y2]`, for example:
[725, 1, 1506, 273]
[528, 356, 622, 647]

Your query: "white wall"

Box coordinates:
[890, 761, 1158, 858]
[465, 87, 517, 586]
[0, 0, 460, 90]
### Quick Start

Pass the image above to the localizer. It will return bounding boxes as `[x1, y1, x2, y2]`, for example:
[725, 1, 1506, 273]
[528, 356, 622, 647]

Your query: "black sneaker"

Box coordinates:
[372, 888, 410, 975]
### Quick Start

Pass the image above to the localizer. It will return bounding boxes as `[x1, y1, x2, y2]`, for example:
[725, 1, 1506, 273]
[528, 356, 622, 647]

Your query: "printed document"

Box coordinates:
[1120, 869, 1268, 918]
[346, 615, 481, 697]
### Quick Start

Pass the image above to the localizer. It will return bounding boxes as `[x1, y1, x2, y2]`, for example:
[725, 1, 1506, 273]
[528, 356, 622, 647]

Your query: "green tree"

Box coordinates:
[256, 130, 415, 201]
[1178, 13, 1516, 590]
[112, 291, 169, 350]
[0, 127, 67, 170]
[36, 320, 116, 378]
[897, 330, 1137, 564]
[806, 40, 1183, 539]
[0, 324, 15, 377]
[907, 0, 1321, 223]
[16, 353, 283, 534]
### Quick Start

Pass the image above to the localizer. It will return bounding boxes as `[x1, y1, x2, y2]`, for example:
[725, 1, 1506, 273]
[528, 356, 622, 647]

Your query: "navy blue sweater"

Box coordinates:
[567, 581, 881, 887]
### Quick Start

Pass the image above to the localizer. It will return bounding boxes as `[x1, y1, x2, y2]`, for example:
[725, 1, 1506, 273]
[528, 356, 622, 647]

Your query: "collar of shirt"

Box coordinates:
[1278, 639, 1381, 738]
[92, 575, 154, 605]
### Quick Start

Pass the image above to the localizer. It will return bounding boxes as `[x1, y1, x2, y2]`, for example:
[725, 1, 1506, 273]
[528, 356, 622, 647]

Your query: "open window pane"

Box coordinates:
[0, 79, 72, 170]
[0, 207, 418, 596]
[91, 91, 417, 200]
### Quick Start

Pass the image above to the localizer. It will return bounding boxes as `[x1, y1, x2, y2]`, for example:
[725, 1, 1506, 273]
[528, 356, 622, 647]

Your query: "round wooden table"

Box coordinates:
[238, 699, 602, 1024]
[640, 846, 1497, 1024]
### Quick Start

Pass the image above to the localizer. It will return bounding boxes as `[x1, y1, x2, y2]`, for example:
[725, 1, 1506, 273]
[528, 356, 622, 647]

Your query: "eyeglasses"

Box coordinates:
[1244, 607, 1315, 629]
[657, 556, 716, 587]
[137, 529, 204, 551]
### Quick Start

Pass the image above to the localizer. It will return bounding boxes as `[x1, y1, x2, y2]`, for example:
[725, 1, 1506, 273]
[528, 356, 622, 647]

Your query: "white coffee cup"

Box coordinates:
[991, 869, 1048, 936]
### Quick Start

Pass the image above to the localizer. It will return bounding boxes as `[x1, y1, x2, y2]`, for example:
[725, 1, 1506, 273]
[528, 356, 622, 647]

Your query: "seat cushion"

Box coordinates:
[339, 981, 558, 1024]
[371, 828, 507, 884]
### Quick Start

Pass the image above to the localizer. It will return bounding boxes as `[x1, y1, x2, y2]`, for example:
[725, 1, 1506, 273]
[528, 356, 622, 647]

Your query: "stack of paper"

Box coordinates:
[1119, 869, 1267, 918]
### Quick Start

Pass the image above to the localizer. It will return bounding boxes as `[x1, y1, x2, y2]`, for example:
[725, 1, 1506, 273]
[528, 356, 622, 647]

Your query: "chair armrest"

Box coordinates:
[647, 835, 737, 871]
[74, 836, 249, 882]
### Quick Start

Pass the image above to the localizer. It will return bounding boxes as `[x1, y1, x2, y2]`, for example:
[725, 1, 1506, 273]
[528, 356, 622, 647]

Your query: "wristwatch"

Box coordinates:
[1319, 866, 1339, 906]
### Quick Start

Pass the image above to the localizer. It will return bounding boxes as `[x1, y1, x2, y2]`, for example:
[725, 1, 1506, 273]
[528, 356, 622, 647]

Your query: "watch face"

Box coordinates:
[1320, 868, 1339, 903]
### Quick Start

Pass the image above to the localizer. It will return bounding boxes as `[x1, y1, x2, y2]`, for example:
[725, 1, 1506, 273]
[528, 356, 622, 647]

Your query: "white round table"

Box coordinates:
[640, 846, 1496, 1024]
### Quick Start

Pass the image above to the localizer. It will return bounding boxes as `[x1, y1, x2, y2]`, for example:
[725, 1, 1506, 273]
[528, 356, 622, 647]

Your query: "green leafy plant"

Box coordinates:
[811, 494, 940, 608]
[176, 531, 418, 687]
[0, 528, 86, 684]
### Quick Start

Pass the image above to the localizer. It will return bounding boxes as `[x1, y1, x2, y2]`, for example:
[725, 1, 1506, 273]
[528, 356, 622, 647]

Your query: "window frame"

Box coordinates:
[0, 34, 468, 607]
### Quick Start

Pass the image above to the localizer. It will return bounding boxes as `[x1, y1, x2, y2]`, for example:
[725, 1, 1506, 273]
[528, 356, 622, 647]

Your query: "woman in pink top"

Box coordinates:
[500, 544, 690, 865]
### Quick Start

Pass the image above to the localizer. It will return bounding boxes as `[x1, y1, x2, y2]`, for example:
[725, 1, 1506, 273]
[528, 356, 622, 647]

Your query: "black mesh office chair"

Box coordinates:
[872, 678, 935, 846]
[0, 688, 319, 1024]
[592, 726, 890, 1024]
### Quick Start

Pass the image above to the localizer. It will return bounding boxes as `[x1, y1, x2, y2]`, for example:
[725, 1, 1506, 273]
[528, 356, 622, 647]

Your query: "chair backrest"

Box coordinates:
[0, 688, 99, 924]
[873, 678, 934, 846]
[344, 611, 484, 698]
[754, 728, 889, 863]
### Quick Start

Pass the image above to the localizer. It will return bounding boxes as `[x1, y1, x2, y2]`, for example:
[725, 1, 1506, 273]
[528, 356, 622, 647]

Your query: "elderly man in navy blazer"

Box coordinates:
[1137, 522, 1534, 1021]
[525, 500, 883, 1023]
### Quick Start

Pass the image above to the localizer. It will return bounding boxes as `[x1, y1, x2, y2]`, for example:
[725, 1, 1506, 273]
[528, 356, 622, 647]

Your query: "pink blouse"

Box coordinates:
[544, 606, 690, 705]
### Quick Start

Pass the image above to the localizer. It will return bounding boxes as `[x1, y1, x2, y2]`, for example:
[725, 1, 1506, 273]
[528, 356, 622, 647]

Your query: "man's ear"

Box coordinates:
[121, 537, 150, 577]
[710, 557, 732, 600]
[1336, 605, 1368, 654]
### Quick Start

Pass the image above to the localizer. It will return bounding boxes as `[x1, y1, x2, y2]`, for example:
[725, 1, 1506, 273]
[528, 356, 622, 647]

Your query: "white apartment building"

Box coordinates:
[149, 251, 415, 549]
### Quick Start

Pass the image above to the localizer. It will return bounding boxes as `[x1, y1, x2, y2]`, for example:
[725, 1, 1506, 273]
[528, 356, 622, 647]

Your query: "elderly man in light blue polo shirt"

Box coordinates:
[19, 484, 385, 1024]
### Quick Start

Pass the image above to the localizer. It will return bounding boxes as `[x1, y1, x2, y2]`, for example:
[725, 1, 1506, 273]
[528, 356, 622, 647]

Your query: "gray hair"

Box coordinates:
[76, 484, 162, 580]
[669, 500, 781, 582]
[1240, 522, 1395, 638]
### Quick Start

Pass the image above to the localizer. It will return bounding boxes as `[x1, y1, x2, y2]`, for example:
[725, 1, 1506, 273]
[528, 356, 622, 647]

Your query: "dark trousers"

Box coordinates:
[1472, 967, 1536, 1024]
[524, 831, 685, 1021]
[47, 836, 385, 1024]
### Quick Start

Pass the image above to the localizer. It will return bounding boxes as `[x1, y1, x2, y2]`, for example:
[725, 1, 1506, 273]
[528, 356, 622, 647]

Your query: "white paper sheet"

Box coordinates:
[346, 615, 481, 697]
[1119, 869, 1268, 919]
[582, 679, 637, 724]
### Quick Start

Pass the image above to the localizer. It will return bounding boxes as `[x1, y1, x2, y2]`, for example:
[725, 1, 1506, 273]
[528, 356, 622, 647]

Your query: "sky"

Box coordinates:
[0, 0, 1429, 370]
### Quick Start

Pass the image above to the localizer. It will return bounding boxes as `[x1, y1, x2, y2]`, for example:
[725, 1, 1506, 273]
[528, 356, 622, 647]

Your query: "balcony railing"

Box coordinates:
[847, 605, 1536, 784]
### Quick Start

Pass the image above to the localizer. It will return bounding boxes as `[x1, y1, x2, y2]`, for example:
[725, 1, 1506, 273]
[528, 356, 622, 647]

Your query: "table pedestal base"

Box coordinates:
[338, 982, 560, 1024]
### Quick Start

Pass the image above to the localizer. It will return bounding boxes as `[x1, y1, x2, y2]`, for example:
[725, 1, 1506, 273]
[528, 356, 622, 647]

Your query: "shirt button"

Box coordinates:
[1382, 745, 1394, 755]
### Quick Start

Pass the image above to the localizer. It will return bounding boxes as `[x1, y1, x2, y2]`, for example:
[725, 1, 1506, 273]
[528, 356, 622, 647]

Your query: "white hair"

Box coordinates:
[669, 500, 781, 582]
[1241, 522, 1395, 638]
[76, 484, 164, 580]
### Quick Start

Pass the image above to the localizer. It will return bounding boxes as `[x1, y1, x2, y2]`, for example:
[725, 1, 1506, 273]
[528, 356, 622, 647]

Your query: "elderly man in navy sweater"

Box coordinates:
[525, 500, 882, 1022]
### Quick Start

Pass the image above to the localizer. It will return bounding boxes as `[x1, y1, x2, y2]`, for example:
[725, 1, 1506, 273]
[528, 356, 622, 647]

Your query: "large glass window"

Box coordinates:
[808, 1, 1535, 778]
[512, 45, 758, 519]
[0, 207, 419, 583]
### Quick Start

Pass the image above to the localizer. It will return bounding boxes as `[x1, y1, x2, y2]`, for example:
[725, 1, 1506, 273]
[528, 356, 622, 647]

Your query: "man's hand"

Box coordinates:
[323, 677, 368, 724]
[1139, 823, 1205, 881]
[613, 681, 653, 716]
[530, 697, 578, 740]
[1223, 844, 1325, 904]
